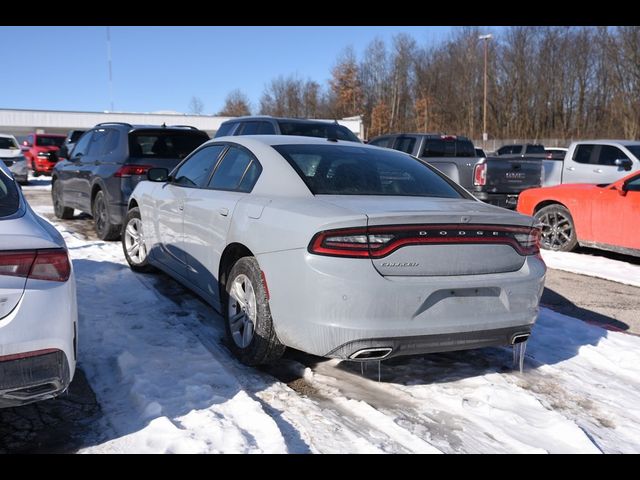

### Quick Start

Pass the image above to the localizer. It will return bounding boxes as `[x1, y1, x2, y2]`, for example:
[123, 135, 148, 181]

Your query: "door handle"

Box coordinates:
[566, 166, 575, 171]
[593, 169, 603, 173]
[219, 207, 229, 216]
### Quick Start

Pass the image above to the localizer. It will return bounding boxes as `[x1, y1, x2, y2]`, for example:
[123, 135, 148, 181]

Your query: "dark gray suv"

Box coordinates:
[52, 122, 209, 240]
[215, 116, 361, 143]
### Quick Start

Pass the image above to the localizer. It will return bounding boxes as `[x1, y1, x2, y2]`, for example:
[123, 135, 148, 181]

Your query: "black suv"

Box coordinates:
[52, 123, 209, 240]
[215, 116, 361, 143]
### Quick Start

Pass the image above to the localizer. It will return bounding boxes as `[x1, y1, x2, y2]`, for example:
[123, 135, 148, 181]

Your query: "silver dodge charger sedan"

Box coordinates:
[123, 136, 546, 365]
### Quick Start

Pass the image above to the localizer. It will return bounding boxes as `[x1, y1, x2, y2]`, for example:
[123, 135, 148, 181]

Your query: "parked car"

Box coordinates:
[58, 129, 87, 161]
[52, 122, 209, 240]
[368, 133, 543, 209]
[215, 116, 361, 143]
[517, 170, 640, 256]
[21, 133, 66, 176]
[542, 140, 640, 187]
[0, 134, 28, 184]
[0, 162, 77, 407]
[124, 135, 546, 366]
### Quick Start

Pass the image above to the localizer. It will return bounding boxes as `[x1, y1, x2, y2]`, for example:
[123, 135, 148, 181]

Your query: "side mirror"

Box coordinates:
[148, 167, 169, 182]
[69, 152, 83, 161]
[614, 158, 633, 171]
[614, 183, 628, 197]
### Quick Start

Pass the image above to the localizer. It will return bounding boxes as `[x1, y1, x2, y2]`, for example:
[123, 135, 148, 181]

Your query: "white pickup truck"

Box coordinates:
[543, 140, 640, 186]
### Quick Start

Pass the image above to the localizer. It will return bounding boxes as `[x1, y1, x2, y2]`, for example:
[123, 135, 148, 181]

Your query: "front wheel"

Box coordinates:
[224, 257, 285, 365]
[93, 190, 121, 241]
[122, 207, 154, 272]
[52, 181, 74, 219]
[534, 204, 578, 252]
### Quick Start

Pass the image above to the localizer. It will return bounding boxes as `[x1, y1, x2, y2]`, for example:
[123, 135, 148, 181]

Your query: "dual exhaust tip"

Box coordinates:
[349, 333, 531, 361]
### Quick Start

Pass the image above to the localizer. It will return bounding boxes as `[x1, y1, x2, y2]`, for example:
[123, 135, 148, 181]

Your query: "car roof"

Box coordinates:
[91, 123, 206, 132]
[221, 116, 344, 126]
[212, 134, 378, 149]
[572, 139, 640, 146]
[0, 133, 17, 139]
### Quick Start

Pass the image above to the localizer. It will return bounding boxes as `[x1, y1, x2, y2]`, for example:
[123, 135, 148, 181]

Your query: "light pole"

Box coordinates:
[479, 34, 493, 145]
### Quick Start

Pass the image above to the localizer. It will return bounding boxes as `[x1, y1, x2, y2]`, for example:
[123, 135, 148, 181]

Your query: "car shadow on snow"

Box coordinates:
[65, 259, 312, 453]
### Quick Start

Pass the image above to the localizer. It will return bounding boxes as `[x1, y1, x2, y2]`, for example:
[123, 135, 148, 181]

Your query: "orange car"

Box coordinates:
[517, 171, 640, 256]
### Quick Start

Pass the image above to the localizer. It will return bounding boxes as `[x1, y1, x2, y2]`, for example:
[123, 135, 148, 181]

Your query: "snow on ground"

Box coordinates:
[541, 250, 640, 288]
[26, 194, 640, 453]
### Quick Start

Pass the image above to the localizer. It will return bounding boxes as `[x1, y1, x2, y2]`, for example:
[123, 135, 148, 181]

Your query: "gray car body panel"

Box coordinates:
[131, 136, 546, 359]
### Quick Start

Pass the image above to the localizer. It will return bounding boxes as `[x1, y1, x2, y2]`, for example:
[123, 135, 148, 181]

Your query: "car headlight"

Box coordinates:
[37, 152, 50, 157]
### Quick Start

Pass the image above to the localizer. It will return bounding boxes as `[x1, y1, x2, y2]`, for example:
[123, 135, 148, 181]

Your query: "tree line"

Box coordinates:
[212, 26, 640, 141]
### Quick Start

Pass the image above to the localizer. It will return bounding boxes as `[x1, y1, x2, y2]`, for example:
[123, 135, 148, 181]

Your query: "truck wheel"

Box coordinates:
[534, 204, 578, 252]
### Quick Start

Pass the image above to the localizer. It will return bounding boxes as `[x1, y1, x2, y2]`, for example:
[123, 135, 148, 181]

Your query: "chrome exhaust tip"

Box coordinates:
[349, 347, 393, 361]
[511, 333, 530, 345]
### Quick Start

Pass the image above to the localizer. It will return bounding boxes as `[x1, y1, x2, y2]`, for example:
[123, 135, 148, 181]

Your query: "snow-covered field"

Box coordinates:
[541, 250, 640, 288]
[28, 197, 640, 453]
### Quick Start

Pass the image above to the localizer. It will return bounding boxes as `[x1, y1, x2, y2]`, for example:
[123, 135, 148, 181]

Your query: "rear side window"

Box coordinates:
[277, 121, 360, 142]
[215, 122, 237, 137]
[573, 144, 595, 164]
[129, 131, 208, 160]
[497, 145, 518, 155]
[237, 121, 276, 135]
[526, 144, 545, 154]
[421, 139, 475, 157]
[208, 146, 260, 191]
[90, 128, 120, 156]
[393, 137, 416, 154]
[0, 169, 20, 217]
[274, 144, 466, 199]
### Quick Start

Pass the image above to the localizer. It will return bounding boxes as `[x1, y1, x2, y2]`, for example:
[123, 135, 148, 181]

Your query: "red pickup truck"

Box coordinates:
[21, 133, 66, 176]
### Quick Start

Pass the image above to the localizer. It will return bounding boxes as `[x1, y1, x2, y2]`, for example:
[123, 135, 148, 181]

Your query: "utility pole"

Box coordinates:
[107, 26, 114, 112]
[479, 34, 493, 145]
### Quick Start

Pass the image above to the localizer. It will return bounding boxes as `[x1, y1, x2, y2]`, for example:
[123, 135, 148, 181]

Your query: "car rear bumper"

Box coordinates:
[258, 250, 546, 359]
[0, 349, 71, 407]
[0, 272, 77, 407]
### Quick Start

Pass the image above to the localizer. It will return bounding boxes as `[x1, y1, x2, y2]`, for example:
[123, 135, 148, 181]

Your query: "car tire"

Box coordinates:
[122, 207, 154, 272]
[52, 181, 74, 219]
[224, 257, 285, 366]
[534, 204, 578, 252]
[92, 190, 121, 241]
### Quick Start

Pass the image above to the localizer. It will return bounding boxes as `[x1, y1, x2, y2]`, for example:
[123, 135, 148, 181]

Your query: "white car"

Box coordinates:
[0, 134, 28, 185]
[0, 163, 77, 407]
[124, 136, 545, 366]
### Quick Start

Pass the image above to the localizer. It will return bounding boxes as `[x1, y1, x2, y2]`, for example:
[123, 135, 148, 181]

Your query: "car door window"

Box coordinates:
[257, 122, 276, 134]
[173, 145, 226, 188]
[393, 137, 416, 154]
[215, 122, 237, 137]
[89, 129, 109, 157]
[598, 145, 628, 166]
[208, 145, 259, 191]
[573, 144, 595, 164]
[625, 174, 640, 192]
[72, 131, 94, 157]
[368, 137, 392, 148]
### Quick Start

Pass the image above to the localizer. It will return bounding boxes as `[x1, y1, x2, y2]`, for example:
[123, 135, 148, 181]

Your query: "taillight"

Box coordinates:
[309, 225, 541, 258]
[474, 163, 487, 186]
[114, 164, 153, 178]
[0, 249, 70, 282]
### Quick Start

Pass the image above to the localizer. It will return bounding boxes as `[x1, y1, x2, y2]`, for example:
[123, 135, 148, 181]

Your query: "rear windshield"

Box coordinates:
[526, 144, 545, 154]
[0, 137, 19, 149]
[274, 144, 466, 198]
[35, 136, 65, 147]
[0, 169, 20, 217]
[129, 131, 208, 159]
[277, 121, 360, 143]
[421, 138, 475, 157]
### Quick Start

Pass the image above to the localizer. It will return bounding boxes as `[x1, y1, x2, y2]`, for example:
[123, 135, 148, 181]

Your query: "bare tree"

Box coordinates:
[188, 96, 205, 115]
[329, 47, 363, 118]
[218, 89, 251, 117]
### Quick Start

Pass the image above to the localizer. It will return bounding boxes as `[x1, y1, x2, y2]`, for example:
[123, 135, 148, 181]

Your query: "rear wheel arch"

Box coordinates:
[219, 243, 255, 298]
[533, 200, 569, 215]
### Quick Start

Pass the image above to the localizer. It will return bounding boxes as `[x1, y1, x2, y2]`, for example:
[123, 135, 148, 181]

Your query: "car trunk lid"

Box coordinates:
[316, 196, 535, 276]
